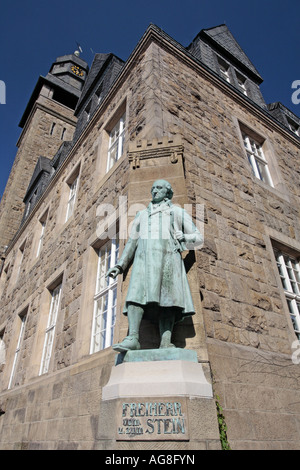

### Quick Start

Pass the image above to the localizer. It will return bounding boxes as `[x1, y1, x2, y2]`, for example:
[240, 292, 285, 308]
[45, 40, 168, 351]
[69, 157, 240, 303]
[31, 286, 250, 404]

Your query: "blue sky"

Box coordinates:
[0, 0, 299, 198]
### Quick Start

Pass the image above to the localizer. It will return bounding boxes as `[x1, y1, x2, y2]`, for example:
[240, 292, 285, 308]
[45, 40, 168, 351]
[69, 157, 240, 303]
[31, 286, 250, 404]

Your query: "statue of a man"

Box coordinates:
[106, 179, 203, 352]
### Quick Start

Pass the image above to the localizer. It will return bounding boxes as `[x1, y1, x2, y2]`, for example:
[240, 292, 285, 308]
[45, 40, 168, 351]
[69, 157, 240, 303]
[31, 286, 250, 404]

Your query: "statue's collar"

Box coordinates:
[148, 199, 172, 215]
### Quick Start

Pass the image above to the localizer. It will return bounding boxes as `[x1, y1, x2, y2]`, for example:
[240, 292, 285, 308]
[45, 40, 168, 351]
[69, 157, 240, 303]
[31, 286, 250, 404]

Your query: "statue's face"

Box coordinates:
[151, 180, 169, 203]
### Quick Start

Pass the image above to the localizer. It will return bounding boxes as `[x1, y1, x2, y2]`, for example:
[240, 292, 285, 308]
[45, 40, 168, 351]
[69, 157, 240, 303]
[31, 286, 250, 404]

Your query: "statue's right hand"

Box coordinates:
[106, 266, 121, 279]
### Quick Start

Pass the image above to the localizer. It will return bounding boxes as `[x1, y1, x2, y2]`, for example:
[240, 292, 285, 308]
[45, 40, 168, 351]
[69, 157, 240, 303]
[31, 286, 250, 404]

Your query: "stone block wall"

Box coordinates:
[0, 94, 77, 253]
[149, 42, 300, 449]
[0, 29, 300, 449]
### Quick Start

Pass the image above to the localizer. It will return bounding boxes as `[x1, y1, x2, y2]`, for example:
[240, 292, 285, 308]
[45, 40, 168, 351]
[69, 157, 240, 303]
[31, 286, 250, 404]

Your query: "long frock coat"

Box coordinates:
[116, 200, 203, 321]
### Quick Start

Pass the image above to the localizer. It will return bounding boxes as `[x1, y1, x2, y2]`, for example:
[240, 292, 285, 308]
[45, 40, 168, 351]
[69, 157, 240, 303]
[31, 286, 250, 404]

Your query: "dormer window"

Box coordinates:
[287, 118, 299, 136]
[25, 189, 37, 218]
[218, 57, 231, 83]
[236, 72, 247, 96]
[85, 101, 92, 122]
[95, 83, 103, 105]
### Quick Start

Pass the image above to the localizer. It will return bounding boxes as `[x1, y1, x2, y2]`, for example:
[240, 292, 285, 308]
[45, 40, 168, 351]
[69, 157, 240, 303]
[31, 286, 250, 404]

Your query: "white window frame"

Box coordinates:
[90, 238, 119, 354]
[36, 220, 46, 257]
[95, 83, 103, 105]
[275, 250, 300, 339]
[242, 133, 273, 186]
[218, 58, 231, 83]
[85, 101, 92, 122]
[8, 313, 27, 389]
[236, 72, 247, 96]
[287, 118, 299, 136]
[0, 329, 5, 367]
[106, 113, 126, 172]
[65, 175, 78, 222]
[16, 240, 26, 280]
[39, 283, 62, 375]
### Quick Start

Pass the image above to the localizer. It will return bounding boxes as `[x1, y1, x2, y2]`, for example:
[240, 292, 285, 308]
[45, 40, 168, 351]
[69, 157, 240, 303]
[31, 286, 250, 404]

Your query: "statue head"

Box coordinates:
[151, 180, 173, 203]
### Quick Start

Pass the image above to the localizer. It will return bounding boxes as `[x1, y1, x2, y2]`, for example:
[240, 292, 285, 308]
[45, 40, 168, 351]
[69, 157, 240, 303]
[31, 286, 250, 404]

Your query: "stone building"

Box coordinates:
[0, 23, 300, 450]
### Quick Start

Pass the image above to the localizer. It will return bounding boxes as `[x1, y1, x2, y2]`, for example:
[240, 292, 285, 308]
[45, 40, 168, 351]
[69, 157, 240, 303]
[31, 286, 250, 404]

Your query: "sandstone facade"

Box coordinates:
[0, 24, 299, 450]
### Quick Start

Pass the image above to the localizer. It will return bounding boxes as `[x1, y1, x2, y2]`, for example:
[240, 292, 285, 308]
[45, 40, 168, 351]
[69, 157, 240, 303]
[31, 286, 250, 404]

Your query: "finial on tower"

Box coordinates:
[74, 42, 83, 57]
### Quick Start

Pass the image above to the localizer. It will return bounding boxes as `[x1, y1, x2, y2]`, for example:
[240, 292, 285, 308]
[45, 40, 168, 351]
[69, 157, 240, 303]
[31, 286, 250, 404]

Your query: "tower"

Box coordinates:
[0, 52, 88, 255]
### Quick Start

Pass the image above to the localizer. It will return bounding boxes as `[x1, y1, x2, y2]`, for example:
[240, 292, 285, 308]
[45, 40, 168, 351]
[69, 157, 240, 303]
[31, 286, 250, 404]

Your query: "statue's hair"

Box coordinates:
[165, 182, 173, 200]
[152, 179, 173, 200]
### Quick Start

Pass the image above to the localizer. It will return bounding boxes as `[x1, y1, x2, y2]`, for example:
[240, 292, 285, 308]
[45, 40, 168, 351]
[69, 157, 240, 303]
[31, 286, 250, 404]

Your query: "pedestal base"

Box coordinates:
[102, 358, 213, 401]
[98, 350, 220, 448]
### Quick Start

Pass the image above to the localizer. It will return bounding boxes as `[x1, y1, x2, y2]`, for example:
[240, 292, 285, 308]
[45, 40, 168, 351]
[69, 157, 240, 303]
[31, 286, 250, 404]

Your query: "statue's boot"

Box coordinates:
[112, 335, 140, 352]
[112, 303, 143, 352]
[159, 313, 176, 348]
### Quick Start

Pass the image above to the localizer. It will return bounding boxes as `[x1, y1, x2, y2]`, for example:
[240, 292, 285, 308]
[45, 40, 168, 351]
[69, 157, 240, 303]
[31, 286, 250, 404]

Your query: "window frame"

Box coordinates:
[65, 172, 79, 222]
[274, 249, 300, 339]
[242, 132, 273, 186]
[16, 239, 27, 280]
[217, 57, 231, 83]
[106, 112, 126, 172]
[236, 72, 248, 96]
[85, 101, 92, 123]
[90, 237, 119, 354]
[39, 283, 62, 375]
[95, 83, 103, 105]
[8, 310, 27, 389]
[36, 210, 48, 257]
[287, 118, 299, 136]
[0, 328, 5, 368]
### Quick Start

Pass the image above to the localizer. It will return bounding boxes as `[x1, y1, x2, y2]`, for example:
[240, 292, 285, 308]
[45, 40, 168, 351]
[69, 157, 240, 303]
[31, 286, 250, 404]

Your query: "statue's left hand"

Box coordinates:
[106, 266, 121, 279]
[174, 230, 185, 242]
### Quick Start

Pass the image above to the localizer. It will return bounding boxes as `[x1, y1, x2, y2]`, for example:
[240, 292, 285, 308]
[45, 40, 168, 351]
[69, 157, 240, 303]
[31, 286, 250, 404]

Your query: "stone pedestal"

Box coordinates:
[96, 349, 221, 449]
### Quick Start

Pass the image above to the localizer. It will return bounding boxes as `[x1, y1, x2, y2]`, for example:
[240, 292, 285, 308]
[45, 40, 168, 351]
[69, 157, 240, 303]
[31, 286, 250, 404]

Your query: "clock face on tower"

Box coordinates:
[71, 65, 84, 77]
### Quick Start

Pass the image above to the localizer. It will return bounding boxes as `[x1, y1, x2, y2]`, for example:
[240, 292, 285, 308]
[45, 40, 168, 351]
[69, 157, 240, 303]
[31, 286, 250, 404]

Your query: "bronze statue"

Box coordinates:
[106, 179, 203, 352]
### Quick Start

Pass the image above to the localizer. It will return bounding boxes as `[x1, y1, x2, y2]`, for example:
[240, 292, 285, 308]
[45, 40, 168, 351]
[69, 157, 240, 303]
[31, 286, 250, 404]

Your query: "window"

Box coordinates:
[8, 311, 27, 389]
[236, 72, 247, 96]
[242, 133, 273, 186]
[287, 118, 299, 136]
[90, 238, 119, 353]
[36, 210, 48, 257]
[65, 174, 79, 222]
[61, 127, 66, 140]
[85, 101, 91, 122]
[0, 329, 5, 368]
[39, 283, 62, 375]
[274, 249, 300, 339]
[95, 83, 103, 104]
[50, 122, 56, 136]
[107, 113, 126, 172]
[37, 221, 46, 257]
[16, 240, 26, 279]
[0, 263, 10, 295]
[25, 189, 38, 219]
[218, 58, 230, 83]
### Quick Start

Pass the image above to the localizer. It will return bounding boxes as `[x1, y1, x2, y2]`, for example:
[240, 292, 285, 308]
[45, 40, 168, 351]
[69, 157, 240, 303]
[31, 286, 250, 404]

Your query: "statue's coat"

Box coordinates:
[116, 200, 203, 319]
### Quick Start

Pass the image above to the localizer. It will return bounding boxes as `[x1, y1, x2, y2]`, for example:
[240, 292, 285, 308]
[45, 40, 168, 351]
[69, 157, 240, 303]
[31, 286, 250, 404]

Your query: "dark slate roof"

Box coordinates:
[75, 53, 112, 114]
[19, 54, 88, 128]
[267, 102, 300, 133]
[19, 75, 79, 128]
[191, 24, 263, 83]
[50, 141, 73, 170]
[23, 156, 52, 202]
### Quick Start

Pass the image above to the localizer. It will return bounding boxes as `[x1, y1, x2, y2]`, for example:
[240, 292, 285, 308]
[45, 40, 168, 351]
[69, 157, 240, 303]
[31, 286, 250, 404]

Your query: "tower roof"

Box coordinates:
[19, 53, 89, 128]
[189, 24, 263, 83]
